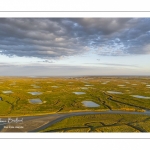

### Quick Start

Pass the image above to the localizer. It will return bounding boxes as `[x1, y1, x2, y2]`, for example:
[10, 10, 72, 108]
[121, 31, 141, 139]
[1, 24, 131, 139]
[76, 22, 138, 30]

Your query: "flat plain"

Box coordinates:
[0, 76, 150, 132]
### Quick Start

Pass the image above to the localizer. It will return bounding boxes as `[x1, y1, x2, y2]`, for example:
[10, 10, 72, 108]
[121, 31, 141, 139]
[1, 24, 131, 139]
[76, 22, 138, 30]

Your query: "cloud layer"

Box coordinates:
[0, 63, 146, 76]
[0, 18, 150, 58]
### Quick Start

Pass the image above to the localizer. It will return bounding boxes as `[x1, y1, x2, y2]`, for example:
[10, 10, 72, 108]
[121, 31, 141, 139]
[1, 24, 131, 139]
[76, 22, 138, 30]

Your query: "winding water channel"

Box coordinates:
[1, 110, 150, 132]
[34, 110, 150, 132]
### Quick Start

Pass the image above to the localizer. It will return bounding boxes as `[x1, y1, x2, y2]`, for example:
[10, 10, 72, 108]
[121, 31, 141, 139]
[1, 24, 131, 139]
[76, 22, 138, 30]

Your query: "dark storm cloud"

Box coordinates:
[0, 18, 150, 58]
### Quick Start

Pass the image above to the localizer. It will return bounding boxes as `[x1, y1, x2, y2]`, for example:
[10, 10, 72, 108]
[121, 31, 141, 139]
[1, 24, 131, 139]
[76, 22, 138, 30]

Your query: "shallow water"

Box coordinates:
[125, 82, 130, 84]
[51, 86, 58, 88]
[101, 83, 107, 84]
[81, 87, 88, 90]
[82, 81, 89, 84]
[118, 85, 125, 86]
[33, 86, 41, 88]
[9, 83, 16, 86]
[84, 85, 93, 87]
[107, 91, 123, 94]
[28, 92, 42, 95]
[31, 84, 40, 88]
[131, 95, 150, 99]
[82, 101, 100, 107]
[29, 99, 42, 104]
[73, 92, 86, 95]
[2, 91, 13, 94]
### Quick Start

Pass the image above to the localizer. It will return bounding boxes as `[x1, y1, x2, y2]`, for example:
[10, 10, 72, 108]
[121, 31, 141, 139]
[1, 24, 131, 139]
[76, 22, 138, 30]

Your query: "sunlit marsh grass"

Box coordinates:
[0, 76, 150, 116]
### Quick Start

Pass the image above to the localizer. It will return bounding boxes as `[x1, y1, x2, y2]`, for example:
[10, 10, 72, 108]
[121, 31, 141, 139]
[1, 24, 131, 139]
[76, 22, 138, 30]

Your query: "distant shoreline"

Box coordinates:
[0, 75, 150, 78]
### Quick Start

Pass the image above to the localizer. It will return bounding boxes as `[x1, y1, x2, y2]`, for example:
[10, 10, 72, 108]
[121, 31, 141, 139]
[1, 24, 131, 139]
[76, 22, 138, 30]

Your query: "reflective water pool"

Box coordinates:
[28, 92, 42, 95]
[125, 82, 130, 84]
[29, 99, 42, 104]
[33, 86, 41, 88]
[118, 85, 125, 86]
[51, 86, 58, 88]
[73, 92, 86, 95]
[31, 85, 41, 88]
[101, 83, 107, 84]
[84, 85, 93, 87]
[131, 95, 150, 99]
[82, 101, 100, 107]
[2, 91, 13, 94]
[107, 91, 123, 94]
[81, 87, 88, 90]
[9, 83, 16, 86]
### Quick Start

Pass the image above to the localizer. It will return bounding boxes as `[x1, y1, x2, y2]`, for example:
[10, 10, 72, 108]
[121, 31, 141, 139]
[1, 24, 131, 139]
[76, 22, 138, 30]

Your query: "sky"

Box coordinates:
[0, 18, 150, 76]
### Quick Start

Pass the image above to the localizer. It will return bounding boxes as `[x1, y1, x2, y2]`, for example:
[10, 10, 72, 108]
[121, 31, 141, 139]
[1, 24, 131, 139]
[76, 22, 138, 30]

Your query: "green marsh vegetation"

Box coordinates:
[0, 76, 150, 116]
[42, 114, 150, 132]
